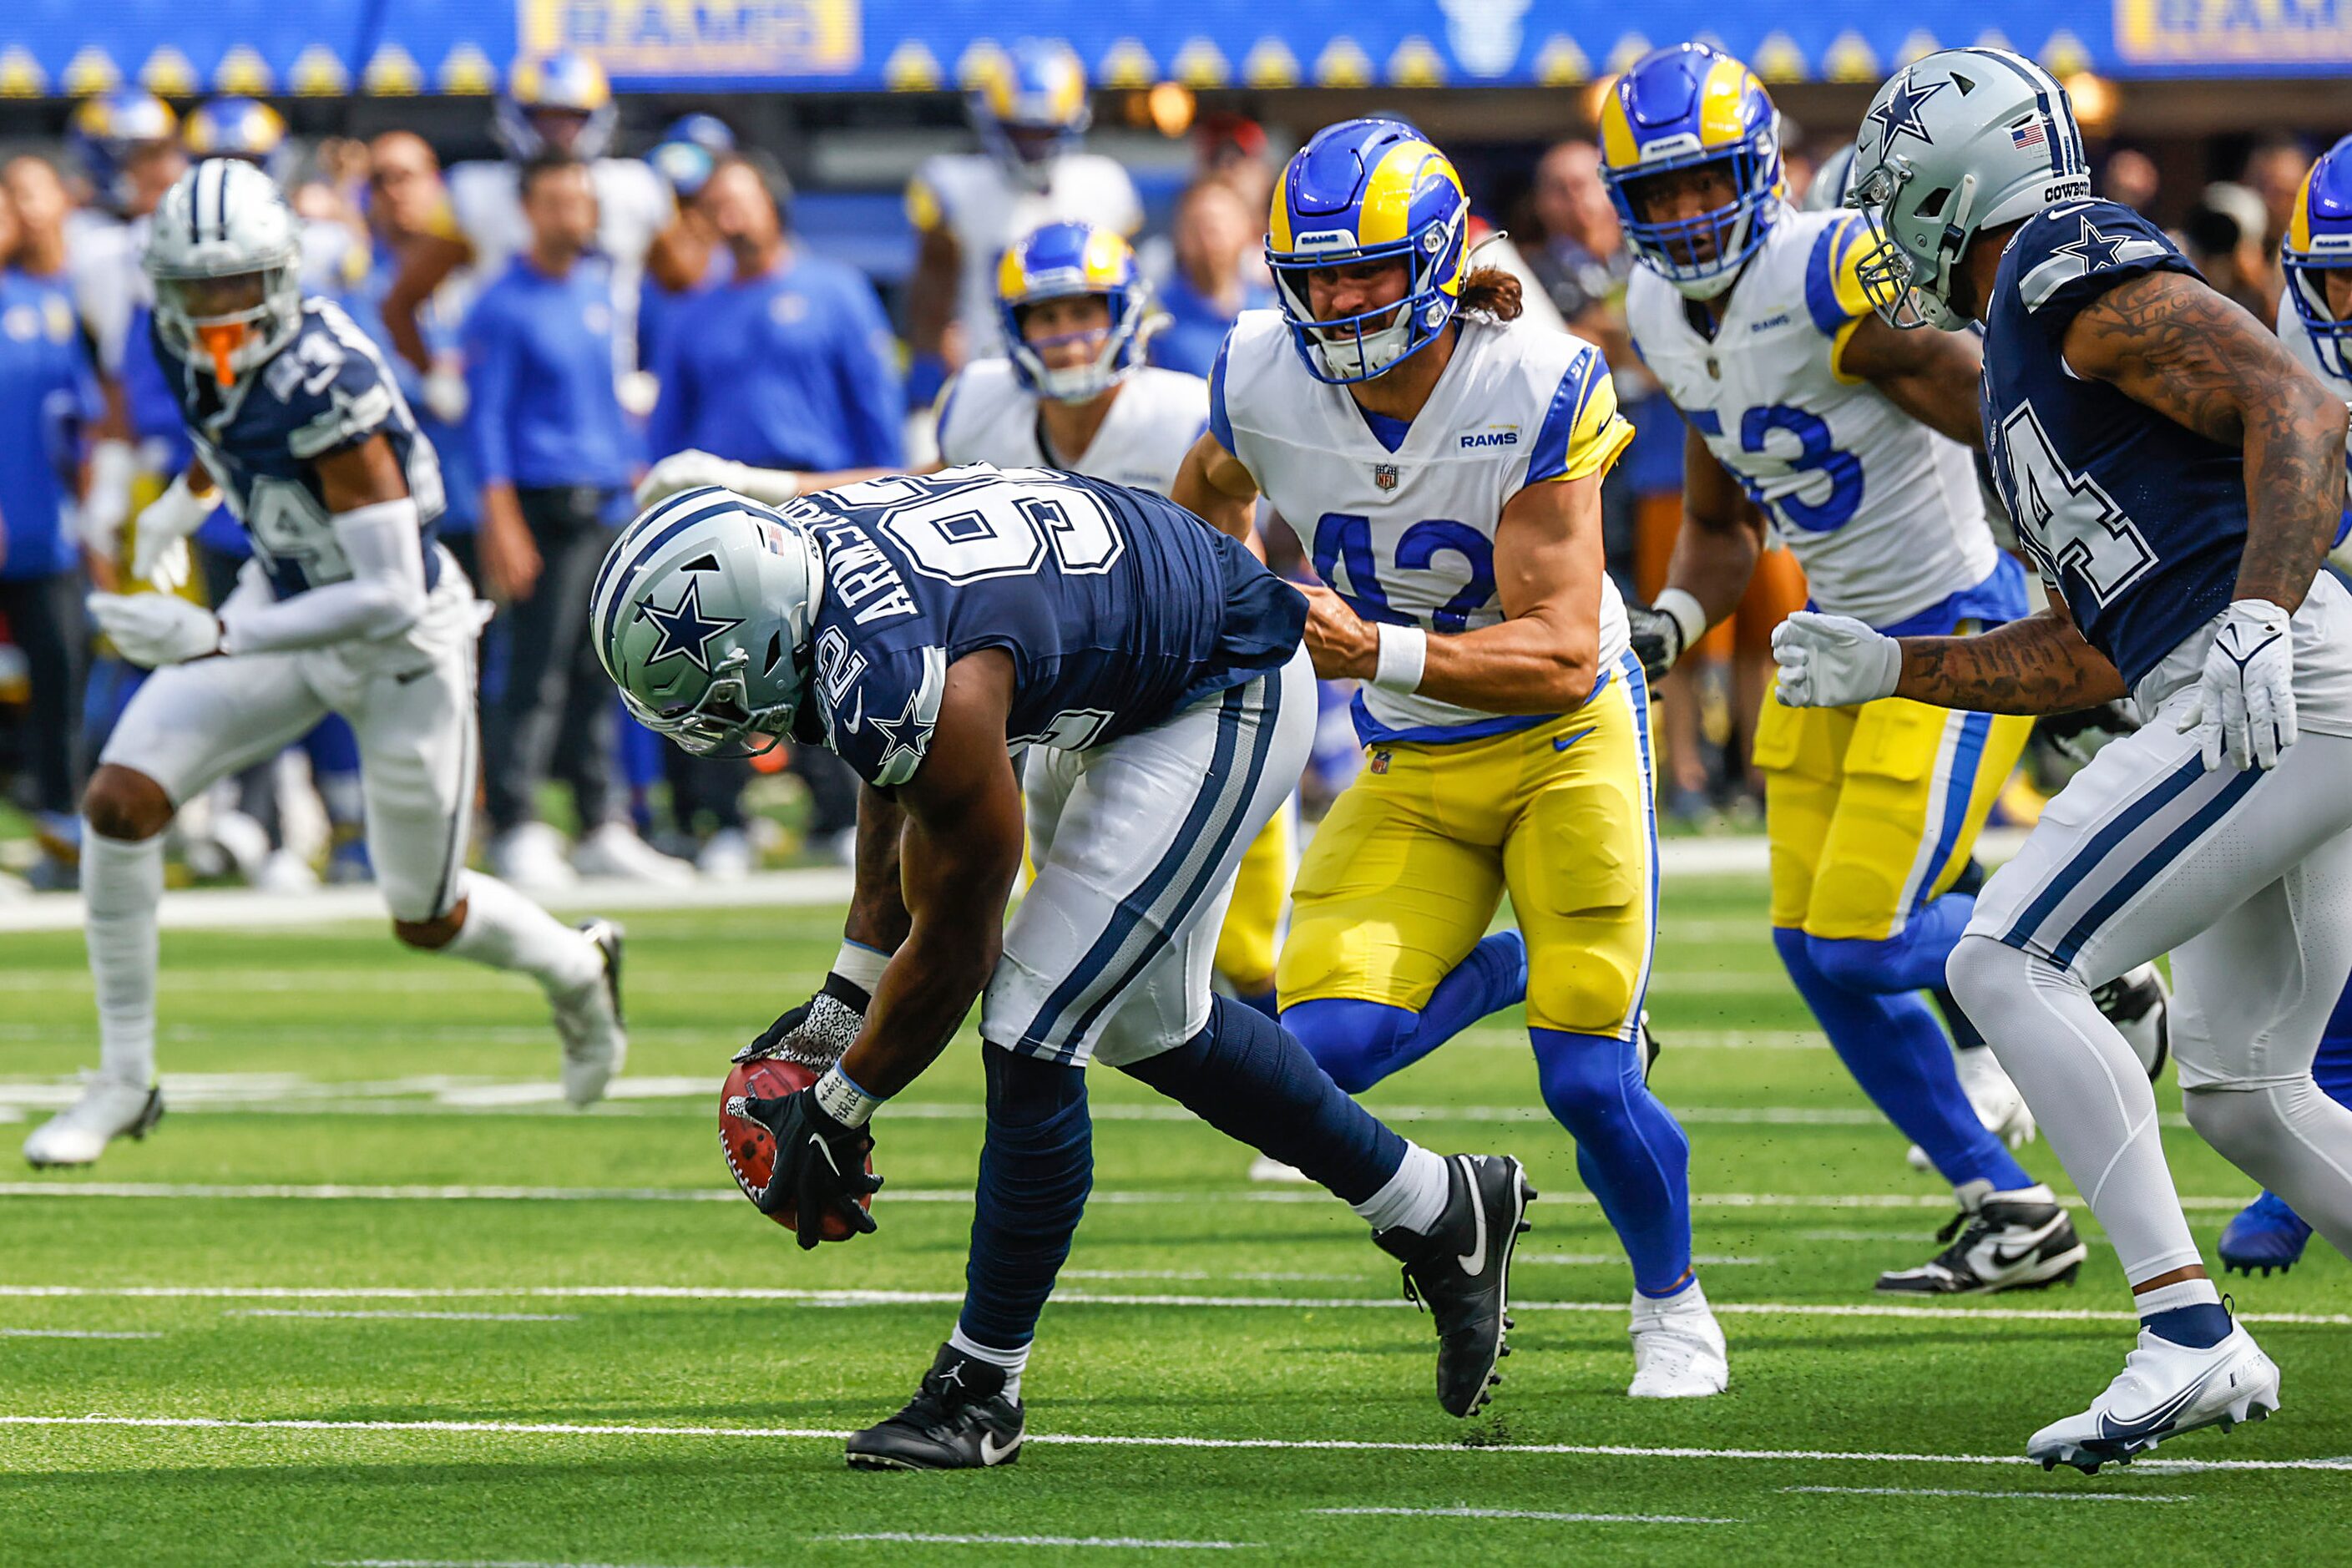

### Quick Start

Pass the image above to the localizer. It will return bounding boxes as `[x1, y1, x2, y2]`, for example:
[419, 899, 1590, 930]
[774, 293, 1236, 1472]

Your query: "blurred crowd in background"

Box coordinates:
[0, 48, 2330, 897]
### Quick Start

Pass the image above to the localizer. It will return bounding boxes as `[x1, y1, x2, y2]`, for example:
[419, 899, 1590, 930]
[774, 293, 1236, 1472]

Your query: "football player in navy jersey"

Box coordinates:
[1775, 50, 2352, 1471]
[20, 160, 626, 1170]
[596, 469, 1536, 1467]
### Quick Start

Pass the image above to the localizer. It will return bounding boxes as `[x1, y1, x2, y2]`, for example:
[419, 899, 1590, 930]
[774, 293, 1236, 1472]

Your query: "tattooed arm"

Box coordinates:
[1893, 601, 2129, 715]
[2061, 269, 2349, 611]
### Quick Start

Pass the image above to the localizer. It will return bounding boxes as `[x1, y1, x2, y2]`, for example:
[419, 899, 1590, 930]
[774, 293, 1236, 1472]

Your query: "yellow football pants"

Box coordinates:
[1214, 806, 1293, 996]
[1278, 655, 1656, 1039]
[1753, 682, 2032, 939]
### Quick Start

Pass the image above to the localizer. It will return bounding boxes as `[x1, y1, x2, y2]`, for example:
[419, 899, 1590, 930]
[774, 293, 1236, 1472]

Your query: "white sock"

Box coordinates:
[83, 829, 163, 1087]
[444, 873, 601, 998]
[2132, 1277, 2223, 1316]
[1353, 1143, 1449, 1234]
[1949, 936, 2205, 1282]
[1633, 1275, 1708, 1321]
[948, 1325, 1030, 1402]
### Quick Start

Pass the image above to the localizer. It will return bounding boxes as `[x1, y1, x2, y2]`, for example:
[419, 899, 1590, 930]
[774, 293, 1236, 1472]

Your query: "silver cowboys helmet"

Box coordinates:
[144, 158, 304, 387]
[592, 488, 828, 757]
[1844, 48, 2092, 330]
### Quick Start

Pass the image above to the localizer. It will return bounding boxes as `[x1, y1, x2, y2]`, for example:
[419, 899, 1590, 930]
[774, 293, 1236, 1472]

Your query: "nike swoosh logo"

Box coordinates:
[1455, 1156, 1488, 1277]
[2094, 1357, 2227, 1440]
[1552, 727, 1596, 752]
[979, 1429, 1022, 1464]
[1989, 1214, 2066, 1268]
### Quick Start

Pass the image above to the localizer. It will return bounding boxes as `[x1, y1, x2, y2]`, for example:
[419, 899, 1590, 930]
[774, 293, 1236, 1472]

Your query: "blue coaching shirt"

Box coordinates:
[463, 254, 639, 502]
[0, 271, 102, 579]
[759, 468, 1302, 788]
[1147, 271, 1276, 381]
[646, 248, 903, 472]
[1982, 200, 2246, 689]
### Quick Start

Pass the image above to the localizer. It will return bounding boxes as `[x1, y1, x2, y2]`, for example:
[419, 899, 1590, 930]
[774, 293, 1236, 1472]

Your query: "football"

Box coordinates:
[718, 1055, 874, 1240]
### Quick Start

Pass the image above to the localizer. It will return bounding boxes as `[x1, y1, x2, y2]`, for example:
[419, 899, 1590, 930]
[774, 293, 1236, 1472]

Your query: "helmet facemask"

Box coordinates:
[1004, 289, 1145, 403]
[1268, 211, 1465, 385]
[153, 254, 301, 387]
[1608, 139, 1781, 299]
[1847, 159, 1975, 332]
[617, 645, 797, 760]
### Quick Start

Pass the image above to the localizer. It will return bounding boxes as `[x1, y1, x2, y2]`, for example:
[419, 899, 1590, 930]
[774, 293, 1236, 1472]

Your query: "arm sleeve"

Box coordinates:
[463, 296, 518, 485]
[1526, 345, 1635, 485]
[832, 276, 907, 468]
[218, 498, 429, 655]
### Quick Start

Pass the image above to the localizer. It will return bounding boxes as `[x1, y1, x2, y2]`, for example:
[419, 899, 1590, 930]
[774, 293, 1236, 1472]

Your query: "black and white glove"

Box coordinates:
[2036, 698, 2142, 768]
[734, 972, 871, 1070]
[1624, 589, 1707, 685]
[736, 1087, 883, 1250]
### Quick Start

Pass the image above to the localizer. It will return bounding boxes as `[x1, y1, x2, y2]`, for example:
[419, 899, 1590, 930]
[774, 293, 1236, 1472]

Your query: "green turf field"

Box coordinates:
[2, 873, 2346, 1566]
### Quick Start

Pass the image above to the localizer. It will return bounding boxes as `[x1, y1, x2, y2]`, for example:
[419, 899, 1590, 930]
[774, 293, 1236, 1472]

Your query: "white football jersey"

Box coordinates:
[2279, 293, 2352, 398]
[448, 156, 671, 371]
[65, 208, 144, 374]
[1627, 205, 1998, 630]
[1215, 311, 1634, 741]
[907, 151, 1143, 360]
[938, 359, 1207, 494]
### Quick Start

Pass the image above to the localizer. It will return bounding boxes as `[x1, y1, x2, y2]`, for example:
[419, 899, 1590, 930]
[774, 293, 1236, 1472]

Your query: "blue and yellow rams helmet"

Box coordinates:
[996, 220, 1149, 403]
[1265, 118, 1469, 385]
[970, 41, 1090, 193]
[69, 89, 180, 212]
[651, 115, 735, 200]
[184, 98, 288, 176]
[2285, 135, 2352, 381]
[1597, 43, 1783, 298]
[498, 53, 618, 161]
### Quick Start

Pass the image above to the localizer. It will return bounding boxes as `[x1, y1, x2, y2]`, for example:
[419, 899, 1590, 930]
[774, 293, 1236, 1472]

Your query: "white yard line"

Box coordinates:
[1312, 1506, 1737, 1525]
[0, 1412, 2334, 1473]
[230, 1310, 579, 1323]
[3, 1282, 2345, 1328]
[812, 1535, 1257, 1550]
[1781, 1486, 2192, 1503]
[0, 1327, 161, 1339]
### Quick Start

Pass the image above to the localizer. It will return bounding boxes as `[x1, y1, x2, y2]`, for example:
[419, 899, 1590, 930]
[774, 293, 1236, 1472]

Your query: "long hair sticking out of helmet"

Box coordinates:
[1596, 43, 1784, 300]
[2284, 134, 2352, 381]
[997, 220, 1151, 403]
[1265, 118, 1471, 385]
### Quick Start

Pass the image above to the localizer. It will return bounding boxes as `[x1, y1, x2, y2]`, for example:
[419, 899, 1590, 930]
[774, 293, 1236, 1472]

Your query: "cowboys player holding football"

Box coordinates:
[22, 160, 626, 1168]
[596, 469, 1535, 1469]
[1782, 50, 2352, 1469]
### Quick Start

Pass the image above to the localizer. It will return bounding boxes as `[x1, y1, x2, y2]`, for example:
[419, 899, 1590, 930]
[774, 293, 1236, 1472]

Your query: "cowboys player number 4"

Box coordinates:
[22, 159, 625, 1168]
[1784, 48, 2352, 1469]
[598, 466, 1536, 1469]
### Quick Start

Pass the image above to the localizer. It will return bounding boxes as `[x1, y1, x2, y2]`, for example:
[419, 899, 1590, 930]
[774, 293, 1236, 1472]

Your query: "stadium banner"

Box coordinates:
[3, 0, 2341, 99]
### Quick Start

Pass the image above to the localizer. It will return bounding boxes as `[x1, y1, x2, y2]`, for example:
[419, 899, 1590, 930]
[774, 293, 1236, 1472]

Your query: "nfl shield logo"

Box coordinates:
[1373, 463, 1400, 492]
[1368, 749, 1392, 775]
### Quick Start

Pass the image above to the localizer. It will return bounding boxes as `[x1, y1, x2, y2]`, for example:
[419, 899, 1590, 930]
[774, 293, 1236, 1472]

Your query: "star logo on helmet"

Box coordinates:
[1866, 73, 1950, 149]
[2053, 215, 2132, 273]
[638, 579, 743, 675]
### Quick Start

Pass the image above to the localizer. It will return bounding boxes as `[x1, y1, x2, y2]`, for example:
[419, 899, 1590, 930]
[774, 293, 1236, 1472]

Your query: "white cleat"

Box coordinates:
[23, 1078, 164, 1168]
[2028, 1320, 2279, 1474]
[552, 921, 627, 1106]
[1908, 1045, 2036, 1170]
[1627, 1282, 1729, 1399]
[573, 822, 696, 885]
[254, 847, 320, 895]
[695, 827, 756, 881]
[489, 822, 579, 893]
[1247, 1155, 1313, 1183]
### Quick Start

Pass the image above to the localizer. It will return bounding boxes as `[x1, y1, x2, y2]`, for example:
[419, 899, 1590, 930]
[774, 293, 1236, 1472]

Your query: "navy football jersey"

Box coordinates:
[156, 298, 445, 599]
[1981, 200, 2246, 687]
[786, 466, 1304, 788]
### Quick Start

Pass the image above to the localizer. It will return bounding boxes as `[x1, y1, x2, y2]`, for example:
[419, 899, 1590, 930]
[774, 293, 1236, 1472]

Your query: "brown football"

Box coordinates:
[718, 1056, 873, 1241]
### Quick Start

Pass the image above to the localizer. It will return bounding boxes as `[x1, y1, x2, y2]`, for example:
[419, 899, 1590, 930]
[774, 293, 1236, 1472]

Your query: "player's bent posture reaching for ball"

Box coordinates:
[1172, 118, 1727, 1399]
[594, 468, 1535, 1470]
[23, 160, 625, 1169]
[1783, 50, 2352, 1469]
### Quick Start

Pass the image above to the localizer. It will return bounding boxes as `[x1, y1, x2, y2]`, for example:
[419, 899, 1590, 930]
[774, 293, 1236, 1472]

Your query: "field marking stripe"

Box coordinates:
[1781, 1486, 2192, 1503]
[1, 1414, 2342, 1472]
[2, 1284, 2344, 1328]
[1313, 1506, 1736, 1524]
[321, 1560, 751, 1567]
[0, 1327, 162, 1339]
[814, 1535, 1256, 1550]
[230, 1310, 579, 1323]
[0, 1182, 2266, 1212]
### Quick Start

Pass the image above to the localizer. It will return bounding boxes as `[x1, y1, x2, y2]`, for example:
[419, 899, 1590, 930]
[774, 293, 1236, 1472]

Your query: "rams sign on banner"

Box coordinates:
[519, 0, 862, 81]
[2114, 0, 2352, 68]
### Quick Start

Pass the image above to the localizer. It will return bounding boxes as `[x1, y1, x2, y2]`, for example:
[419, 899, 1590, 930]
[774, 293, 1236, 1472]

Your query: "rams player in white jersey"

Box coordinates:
[903, 41, 1141, 407]
[1173, 119, 1728, 1398]
[1602, 44, 2167, 1295]
[937, 220, 1294, 1014]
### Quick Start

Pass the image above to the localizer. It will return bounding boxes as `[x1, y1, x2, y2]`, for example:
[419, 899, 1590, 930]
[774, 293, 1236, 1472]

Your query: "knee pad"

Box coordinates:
[1279, 998, 1415, 1095]
[1532, 1029, 1636, 1135]
[1525, 946, 1639, 1038]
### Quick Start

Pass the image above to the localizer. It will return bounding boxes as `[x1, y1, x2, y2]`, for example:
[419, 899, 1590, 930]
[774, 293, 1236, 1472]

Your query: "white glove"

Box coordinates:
[2177, 597, 2296, 771]
[421, 366, 470, 425]
[79, 438, 137, 558]
[131, 473, 215, 589]
[88, 591, 221, 668]
[633, 450, 803, 510]
[1769, 611, 1904, 709]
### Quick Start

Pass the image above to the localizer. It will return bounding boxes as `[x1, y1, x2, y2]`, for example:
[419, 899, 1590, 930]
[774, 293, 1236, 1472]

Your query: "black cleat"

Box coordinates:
[2091, 964, 2169, 1082]
[1374, 1153, 1535, 1417]
[846, 1343, 1026, 1471]
[1876, 1194, 2087, 1295]
[1639, 1013, 1662, 1082]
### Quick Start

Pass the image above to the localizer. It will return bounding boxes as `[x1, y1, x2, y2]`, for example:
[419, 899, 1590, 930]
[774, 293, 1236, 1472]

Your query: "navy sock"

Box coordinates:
[2315, 988, 2352, 1105]
[1122, 995, 1405, 1204]
[957, 1048, 1093, 1352]
[1282, 931, 1525, 1093]
[2143, 1302, 2233, 1348]
[1775, 928, 2033, 1191]
[1530, 1027, 1693, 1297]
